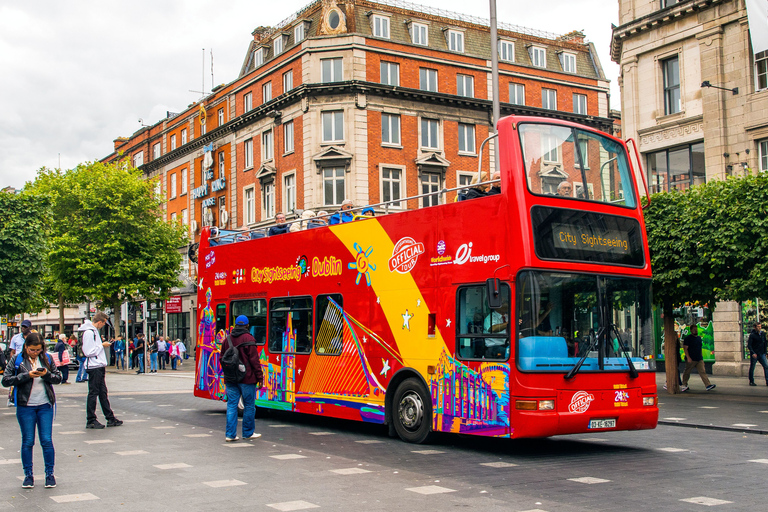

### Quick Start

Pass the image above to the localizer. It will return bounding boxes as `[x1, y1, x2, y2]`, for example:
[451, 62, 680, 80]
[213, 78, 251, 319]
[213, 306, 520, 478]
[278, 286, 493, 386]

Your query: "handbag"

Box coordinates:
[52, 350, 71, 367]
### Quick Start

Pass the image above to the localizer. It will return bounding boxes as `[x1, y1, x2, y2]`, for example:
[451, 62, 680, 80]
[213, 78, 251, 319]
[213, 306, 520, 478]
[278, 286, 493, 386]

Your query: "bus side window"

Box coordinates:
[269, 297, 313, 354]
[215, 304, 227, 334]
[315, 294, 343, 355]
[230, 298, 267, 345]
[456, 284, 511, 361]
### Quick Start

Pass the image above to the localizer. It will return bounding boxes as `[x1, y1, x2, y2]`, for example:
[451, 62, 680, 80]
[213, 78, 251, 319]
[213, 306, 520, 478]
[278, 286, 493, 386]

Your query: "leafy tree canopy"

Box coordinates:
[0, 190, 50, 316]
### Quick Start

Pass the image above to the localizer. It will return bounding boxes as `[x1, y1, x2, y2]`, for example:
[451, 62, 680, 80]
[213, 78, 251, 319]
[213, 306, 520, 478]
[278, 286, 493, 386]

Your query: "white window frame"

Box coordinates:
[542, 88, 557, 110]
[372, 14, 390, 38]
[283, 70, 293, 93]
[322, 111, 344, 143]
[448, 30, 464, 53]
[573, 93, 587, 115]
[560, 52, 577, 73]
[542, 134, 560, 163]
[181, 208, 188, 226]
[262, 82, 272, 103]
[181, 129, 187, 145]
[244, 185, 256, 225]
[457, 74, 474, 98]
[756, 50, 768, 91]
[321, 57, 343, 83]
[153, 143, 161, 160]
[244, 139, 254, 169]
[133, 152, 143, 168]
[380, 165, 405, 209]
[294, 23, 305, 43]
[410, 22, 428, 46]
[218, 151, 226, 177]
[274, 35, 285, 55]
[253, 48, 264, 68]
[262, 129, 274, 162]
[381, 113, 401, 146]
[457, 171, 474, 190]
[420, 172, 442, 208]
[499, 40, 515, 62]
[169, 173, 177, 199]
[170, 134, 177, 151]
[283, 172, 296, 212]
[458, 123, 476, 154]
[218, 108, 224, 126]
[420, 118, 440, 150]
[529, 46, 546, 68]
[759, 139, 768, 171]
[419, 68, 438, 92]
[181, 169, 188, 195]
[284, 120, 294, 154]
[510, 83, 525, 105]
[322, 167, 346, 206]
[380, 61, 400, 86]
[262, 181, 275, 220]
[244, 92, 253, 113]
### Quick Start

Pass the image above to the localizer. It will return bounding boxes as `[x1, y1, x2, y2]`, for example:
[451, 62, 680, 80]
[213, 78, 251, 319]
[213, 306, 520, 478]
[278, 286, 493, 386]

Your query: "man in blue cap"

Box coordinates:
[222, 315, 263, 442]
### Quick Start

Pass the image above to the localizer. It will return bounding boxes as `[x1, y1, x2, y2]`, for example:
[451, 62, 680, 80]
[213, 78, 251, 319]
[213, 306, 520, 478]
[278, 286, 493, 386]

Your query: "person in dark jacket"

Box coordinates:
[268, 212, 291, 236]
[222, 315, 264, 442]
[54, 334, 70, 384]
[747, 322, 768, 386]
[328, 199, 355, 224]
[487, 171, 501, 195]
[458, 172, 489, 201]
[682, 324, 716, 391]
[2, 332, 62, 489]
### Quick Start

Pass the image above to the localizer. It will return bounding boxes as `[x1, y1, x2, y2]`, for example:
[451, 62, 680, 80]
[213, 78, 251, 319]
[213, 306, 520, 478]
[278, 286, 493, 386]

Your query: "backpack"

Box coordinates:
[220, 336, 256, 383]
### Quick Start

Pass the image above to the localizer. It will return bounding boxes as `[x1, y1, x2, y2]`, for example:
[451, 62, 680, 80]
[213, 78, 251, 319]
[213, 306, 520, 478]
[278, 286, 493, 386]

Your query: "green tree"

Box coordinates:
[0, 190, 50, 317]
[28, 161, 188, 332]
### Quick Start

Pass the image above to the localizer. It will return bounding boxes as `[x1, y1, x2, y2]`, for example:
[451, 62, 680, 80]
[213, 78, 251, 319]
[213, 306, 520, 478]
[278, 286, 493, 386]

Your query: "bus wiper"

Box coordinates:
[565, 328, 600, 380]
[609, 323, 638, 379]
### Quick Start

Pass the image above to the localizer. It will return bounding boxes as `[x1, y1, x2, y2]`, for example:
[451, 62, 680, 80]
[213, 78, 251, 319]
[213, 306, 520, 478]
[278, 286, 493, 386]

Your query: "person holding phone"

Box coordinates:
[2, 332, 62, 489]
[78, 312, 123, 429]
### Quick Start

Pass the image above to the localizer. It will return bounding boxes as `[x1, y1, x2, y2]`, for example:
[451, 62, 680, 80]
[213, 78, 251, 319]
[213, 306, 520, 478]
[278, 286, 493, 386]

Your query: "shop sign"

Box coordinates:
[165, 296, 183, 314]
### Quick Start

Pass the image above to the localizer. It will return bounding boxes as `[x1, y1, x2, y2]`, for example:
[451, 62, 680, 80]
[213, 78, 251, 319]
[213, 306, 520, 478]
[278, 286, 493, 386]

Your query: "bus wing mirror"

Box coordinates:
[486, 278, 502, 309]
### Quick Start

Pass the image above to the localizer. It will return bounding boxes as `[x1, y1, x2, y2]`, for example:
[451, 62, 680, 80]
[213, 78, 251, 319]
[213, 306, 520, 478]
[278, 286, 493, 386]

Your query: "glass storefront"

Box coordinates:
[167, 312, 190, 348]
[646, 141, 705, 193]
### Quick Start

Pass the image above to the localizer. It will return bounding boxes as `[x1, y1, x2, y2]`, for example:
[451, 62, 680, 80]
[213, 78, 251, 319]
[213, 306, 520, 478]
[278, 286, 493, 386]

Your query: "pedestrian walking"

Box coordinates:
[148, 336, 158, 373]
[54, 334, 71, 384]
[7, 319, 32, 406]
[78, 312, 123, 429]
[682, 324, 716, 391]
[170, 339, 180, 370]
[134, 334, 145, 374]
[2, 332, 62, 488]
[75, 334, 88, 383]
[157, 336, 167, 370]
[178, 340, 186, 365]
[747, 322, 768, 386]
[221, 315, 263, 442]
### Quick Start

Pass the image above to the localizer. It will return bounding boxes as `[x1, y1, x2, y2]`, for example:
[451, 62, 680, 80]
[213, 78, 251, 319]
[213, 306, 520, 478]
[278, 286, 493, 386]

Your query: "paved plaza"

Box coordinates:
[1, 367, 767, 511]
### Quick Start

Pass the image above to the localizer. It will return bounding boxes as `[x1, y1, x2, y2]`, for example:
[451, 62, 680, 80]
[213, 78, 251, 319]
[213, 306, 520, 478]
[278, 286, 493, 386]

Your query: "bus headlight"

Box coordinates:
[538, 400, 555, 410]
[643, 397, 655, 406]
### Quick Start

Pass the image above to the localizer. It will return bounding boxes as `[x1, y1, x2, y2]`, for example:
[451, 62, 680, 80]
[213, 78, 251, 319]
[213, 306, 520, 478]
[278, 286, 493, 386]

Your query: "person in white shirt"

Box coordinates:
[78, 312, 122, 429]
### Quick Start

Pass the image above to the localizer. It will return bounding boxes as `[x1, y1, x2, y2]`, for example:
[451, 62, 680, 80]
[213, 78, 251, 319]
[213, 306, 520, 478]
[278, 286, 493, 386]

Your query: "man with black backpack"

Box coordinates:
[221, 315, 263, 442]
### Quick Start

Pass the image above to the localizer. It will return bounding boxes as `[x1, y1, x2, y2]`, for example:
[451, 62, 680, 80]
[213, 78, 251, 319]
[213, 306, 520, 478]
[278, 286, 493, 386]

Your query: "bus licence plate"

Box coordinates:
[588, 418, 616, 429]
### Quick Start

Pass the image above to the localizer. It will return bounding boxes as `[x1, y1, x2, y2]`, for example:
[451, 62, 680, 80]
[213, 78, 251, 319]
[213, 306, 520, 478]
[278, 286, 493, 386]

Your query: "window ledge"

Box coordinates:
[458, 151, 478, 158]
[655, 111, 686, 123]
[320, 141, 345, 146]
[382, 143, 403, 149]
[244, 166, 254, 172]
[283, 151, 295, 157]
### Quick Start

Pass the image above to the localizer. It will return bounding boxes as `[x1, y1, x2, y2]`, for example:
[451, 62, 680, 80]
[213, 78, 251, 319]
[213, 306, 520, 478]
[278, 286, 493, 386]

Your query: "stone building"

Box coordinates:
[611, 0, 768, 376]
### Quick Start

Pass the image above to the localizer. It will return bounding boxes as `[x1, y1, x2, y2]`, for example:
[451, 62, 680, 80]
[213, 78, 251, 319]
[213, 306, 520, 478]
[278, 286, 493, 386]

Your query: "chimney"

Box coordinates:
[114, 137, 129, 151]
[559, 30, 585, 44]
[251, 26, 272, 43]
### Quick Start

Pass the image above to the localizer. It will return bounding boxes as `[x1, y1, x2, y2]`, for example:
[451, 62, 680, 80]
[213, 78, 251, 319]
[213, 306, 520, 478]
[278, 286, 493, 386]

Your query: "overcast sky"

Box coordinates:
[0, 0, 621, 190]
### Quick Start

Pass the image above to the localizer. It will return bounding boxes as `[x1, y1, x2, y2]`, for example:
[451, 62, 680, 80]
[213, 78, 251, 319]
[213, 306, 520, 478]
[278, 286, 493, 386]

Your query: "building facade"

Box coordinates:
[611, 0, 768, 376]
[103, 0, 613, 343]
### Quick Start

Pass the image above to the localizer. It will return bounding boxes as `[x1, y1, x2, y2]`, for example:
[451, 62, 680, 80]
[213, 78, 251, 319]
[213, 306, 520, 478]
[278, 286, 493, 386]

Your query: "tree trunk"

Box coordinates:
[663, 298, 679, 394]
[112, 297, 122, 341]
[58, 293, 65, 334]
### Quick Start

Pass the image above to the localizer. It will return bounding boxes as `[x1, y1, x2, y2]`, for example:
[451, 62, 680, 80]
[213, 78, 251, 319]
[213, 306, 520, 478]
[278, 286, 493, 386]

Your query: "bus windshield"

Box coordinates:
[519, 123, 636, 208]
[516, 271, 653, 373]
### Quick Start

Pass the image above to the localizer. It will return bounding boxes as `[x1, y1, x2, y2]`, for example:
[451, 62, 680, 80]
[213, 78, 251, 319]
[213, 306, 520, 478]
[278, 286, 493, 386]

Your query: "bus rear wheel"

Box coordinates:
[392, 378, 432, 444]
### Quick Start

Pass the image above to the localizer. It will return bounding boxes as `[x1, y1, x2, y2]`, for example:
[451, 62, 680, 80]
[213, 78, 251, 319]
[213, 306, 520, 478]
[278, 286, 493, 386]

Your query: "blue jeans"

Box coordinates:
[115, 351, 125, 369]
[76, 357, 88, 381]
[749, 353, 768, 383]
[171, 356, 177, 370]
[17, 403, 55, 477]
[150, 353, 158, 372]
[225, 382, 255, 439]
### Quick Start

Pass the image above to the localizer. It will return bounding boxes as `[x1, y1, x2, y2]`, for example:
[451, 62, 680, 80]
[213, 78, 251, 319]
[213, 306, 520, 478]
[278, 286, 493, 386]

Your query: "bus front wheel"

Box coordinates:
[392, 378, 432, 444]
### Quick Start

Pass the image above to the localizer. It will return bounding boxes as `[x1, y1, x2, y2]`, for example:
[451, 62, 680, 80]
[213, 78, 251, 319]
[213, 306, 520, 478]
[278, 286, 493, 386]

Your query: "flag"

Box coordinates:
[746, 0, 768, 54]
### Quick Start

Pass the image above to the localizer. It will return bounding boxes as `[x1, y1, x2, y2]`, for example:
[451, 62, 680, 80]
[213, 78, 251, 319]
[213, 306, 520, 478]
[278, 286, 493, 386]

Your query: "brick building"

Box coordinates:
[102, 0, 613, 338]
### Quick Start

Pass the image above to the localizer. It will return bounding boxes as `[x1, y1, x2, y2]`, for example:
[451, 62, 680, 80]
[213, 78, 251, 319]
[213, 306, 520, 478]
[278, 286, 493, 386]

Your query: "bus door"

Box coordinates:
[215, 303, 228, 341]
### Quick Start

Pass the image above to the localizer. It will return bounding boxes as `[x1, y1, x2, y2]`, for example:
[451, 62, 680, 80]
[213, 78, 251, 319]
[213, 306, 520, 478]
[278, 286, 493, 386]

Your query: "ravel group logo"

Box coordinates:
[568, 391, 595, 413]
[388, 237, 425, 274]
[453, 242, 501, 265]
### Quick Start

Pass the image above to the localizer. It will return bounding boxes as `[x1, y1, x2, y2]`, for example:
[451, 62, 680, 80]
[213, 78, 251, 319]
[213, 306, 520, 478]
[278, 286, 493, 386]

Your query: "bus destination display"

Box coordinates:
[552, 224, 630, 255]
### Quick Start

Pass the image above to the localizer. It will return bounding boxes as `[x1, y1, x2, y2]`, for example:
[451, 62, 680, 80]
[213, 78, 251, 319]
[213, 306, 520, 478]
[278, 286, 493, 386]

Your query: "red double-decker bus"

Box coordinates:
[193, 115, 658, 443]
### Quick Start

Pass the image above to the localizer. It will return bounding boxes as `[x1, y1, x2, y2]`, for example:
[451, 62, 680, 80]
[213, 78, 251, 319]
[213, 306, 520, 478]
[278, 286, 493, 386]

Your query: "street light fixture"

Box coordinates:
[701, 81, 738, 95]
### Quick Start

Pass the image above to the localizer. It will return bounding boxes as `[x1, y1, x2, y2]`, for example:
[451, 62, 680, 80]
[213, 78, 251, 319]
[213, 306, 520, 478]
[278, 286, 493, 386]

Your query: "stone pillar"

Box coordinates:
[712, 300, 745, 376]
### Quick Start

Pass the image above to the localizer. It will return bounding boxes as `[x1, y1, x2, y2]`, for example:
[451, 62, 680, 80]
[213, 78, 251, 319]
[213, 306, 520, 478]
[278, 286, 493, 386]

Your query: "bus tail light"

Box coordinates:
[643, 397, 655, 406]
[515, 400, 555, 411]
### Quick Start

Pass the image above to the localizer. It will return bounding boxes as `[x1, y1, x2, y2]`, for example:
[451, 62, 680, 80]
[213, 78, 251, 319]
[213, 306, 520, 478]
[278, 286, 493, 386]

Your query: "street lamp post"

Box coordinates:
[490, 0, 500, 173]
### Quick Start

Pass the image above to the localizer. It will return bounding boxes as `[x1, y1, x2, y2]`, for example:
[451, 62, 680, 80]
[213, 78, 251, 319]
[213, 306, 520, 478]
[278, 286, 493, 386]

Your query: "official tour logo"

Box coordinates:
[568, 390, 595, 413]
[388, 237, 425, 274]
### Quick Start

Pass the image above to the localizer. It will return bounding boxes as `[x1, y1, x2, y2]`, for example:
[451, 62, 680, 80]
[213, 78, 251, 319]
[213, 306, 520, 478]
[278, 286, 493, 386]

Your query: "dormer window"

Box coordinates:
[372, 15, 390, 38]
[529, 46, 546, 68]
[274, 34, 287, 55]
[295, 23, 305, 43]
[499, 40, 515, 62]
[559, 52, 576, 73]
[253, 47, 265, 68]
[410, 22, 428, 46]
[447, 30, 464, 53]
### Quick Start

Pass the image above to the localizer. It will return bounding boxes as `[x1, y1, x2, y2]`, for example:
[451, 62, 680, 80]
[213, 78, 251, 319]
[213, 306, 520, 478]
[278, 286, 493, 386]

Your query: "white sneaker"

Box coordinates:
[225, 436, 239, 442]
[680, 385, 689, 392]
[244, 433, 262, 440]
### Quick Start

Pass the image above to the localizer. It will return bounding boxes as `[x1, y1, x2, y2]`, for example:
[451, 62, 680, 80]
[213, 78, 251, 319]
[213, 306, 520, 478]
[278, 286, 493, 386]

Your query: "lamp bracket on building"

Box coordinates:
[701, 81, 738, 95]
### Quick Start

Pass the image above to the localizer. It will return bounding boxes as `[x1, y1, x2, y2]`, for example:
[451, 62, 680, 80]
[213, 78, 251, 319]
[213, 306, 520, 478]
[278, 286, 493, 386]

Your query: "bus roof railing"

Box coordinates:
[207, 178, 501, 245]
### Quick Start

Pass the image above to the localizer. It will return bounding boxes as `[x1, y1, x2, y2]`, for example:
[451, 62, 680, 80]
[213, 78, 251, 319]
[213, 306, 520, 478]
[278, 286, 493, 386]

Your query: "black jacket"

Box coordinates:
[2, 354, 62, 406]
[747, 329, 767, 356]
[224, 326, 264, 385]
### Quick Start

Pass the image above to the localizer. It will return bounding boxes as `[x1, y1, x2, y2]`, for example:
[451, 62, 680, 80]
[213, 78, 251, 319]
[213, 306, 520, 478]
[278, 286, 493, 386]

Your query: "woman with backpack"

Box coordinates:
[2, 332, 62, 489]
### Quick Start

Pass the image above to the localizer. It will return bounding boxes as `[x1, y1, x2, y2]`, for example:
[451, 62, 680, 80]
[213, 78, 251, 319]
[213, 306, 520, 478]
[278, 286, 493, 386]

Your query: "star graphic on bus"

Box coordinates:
[380, 359, 390, 377]
[416, 299, 421, 307]
[198, 278, 204, 290]
[446, 318, 451, 327]
[347, 242, 376, 286]
[402, 309, 413, 330]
